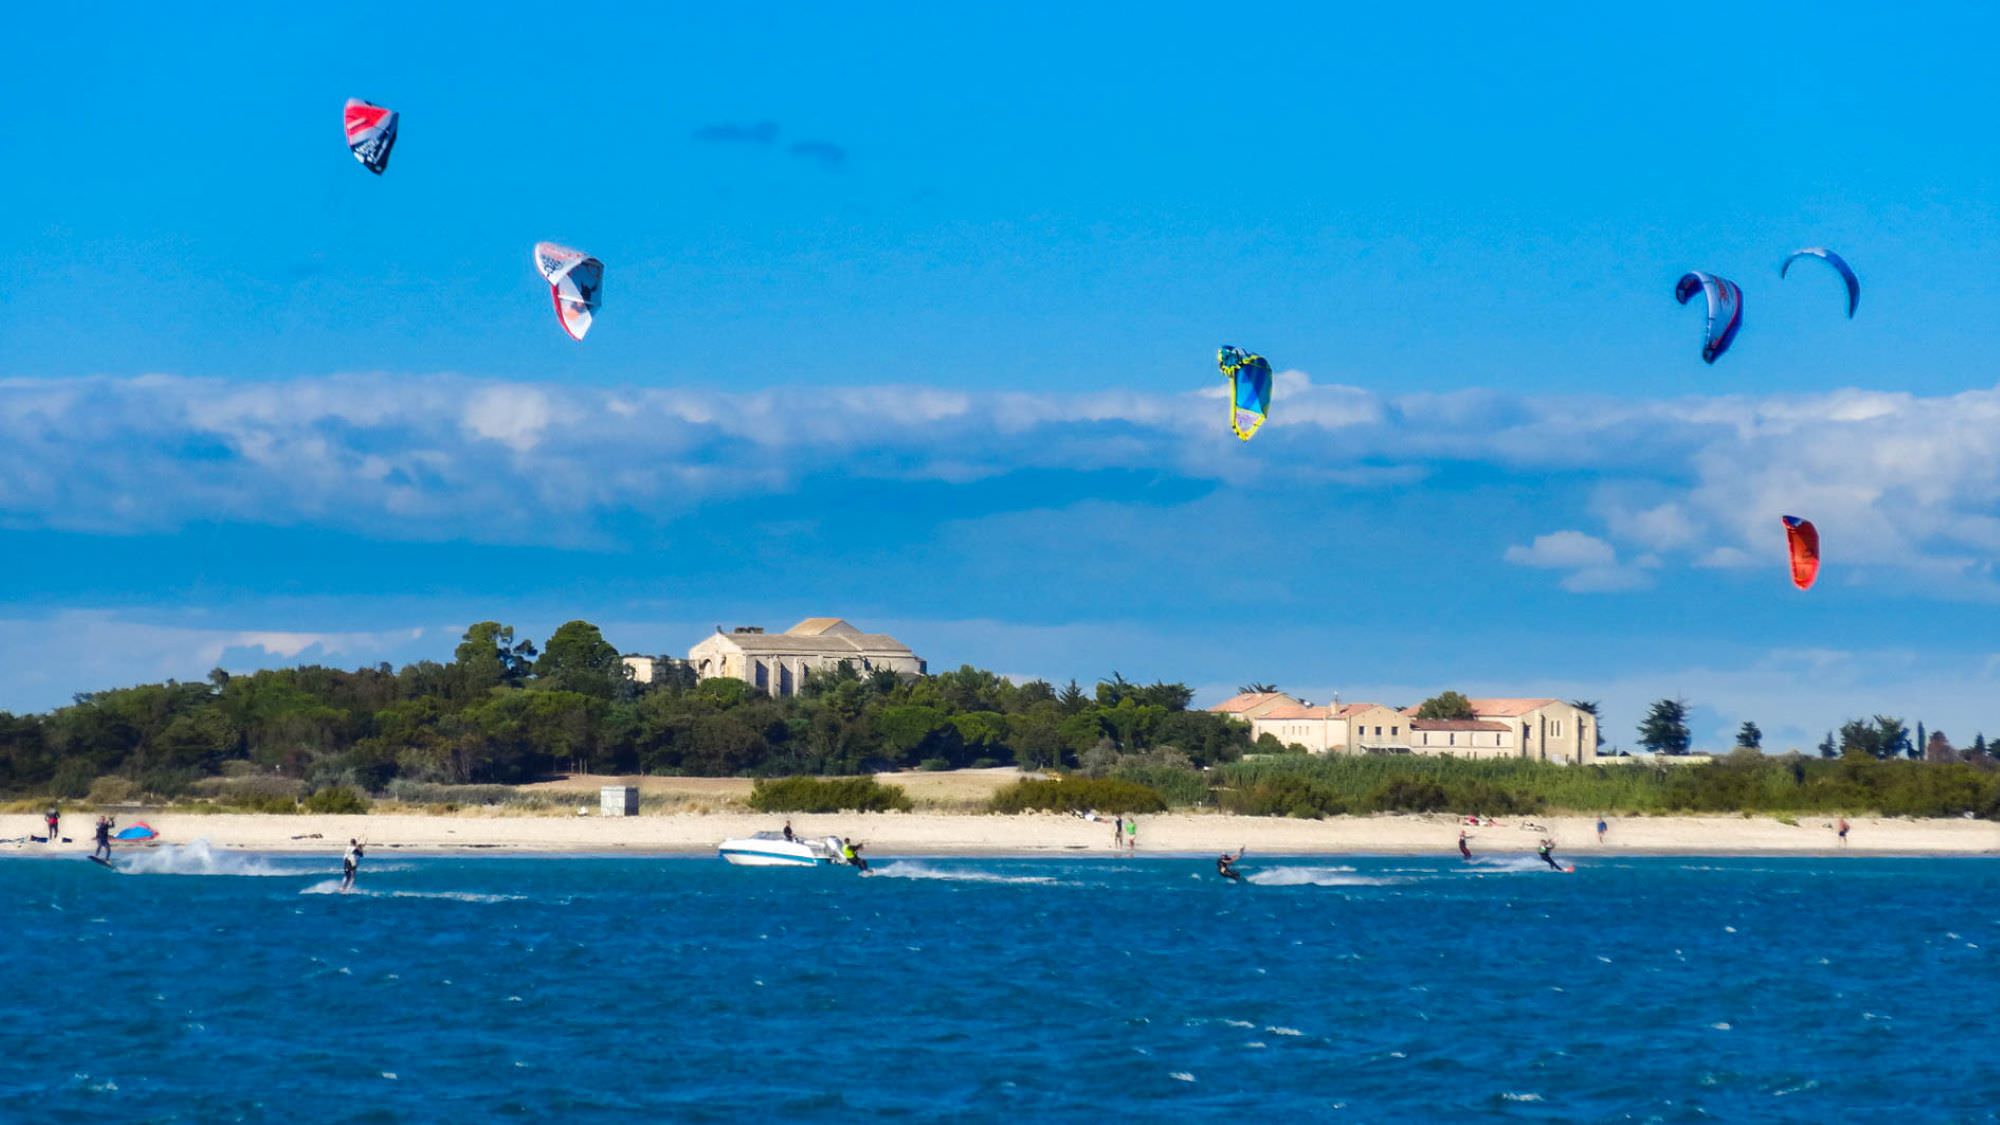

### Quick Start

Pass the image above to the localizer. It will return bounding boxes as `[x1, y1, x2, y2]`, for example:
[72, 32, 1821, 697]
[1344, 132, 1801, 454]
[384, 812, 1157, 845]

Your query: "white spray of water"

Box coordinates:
[863, 861, 1058, 886]
[112, 839, 302, 877]
[1463, 856, 1568, 874]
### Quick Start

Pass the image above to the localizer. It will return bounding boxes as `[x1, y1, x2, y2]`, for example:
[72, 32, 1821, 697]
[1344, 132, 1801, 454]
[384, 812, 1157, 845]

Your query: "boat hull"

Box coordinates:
[718, 848, 822, 867]
[717, 834, 845, 867]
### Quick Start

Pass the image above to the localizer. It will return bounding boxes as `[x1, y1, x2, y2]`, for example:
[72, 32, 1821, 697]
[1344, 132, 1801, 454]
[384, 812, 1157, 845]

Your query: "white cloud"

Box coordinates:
[1505, 530, 1617, 570]
[0, 611, 439, 709]
[2, 372, 1999, 597]
[1505, 531, 1654, 592]
[462, 386, 557, 452]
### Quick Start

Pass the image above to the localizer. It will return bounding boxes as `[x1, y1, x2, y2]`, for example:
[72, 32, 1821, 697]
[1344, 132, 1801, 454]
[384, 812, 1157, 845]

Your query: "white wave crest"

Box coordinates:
[1245, 867, 1399, 887]
[299, 880, 521, 903]
[863, 861, 1057, 885]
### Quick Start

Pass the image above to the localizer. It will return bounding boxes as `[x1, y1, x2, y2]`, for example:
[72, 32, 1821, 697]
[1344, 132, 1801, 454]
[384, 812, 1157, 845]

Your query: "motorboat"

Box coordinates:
[718, 831, 849, 867]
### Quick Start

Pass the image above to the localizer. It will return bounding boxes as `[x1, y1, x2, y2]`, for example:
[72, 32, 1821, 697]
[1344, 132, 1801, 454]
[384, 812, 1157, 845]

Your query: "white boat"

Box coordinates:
[718, 831, 850, 867]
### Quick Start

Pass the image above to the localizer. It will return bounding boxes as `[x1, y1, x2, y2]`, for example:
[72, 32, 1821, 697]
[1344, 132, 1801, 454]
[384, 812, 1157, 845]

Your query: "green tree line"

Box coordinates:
[0, 621, 1252, 799]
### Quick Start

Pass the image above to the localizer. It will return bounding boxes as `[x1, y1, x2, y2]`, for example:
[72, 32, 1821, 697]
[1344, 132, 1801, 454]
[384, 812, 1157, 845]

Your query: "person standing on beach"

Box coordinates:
[1111, 817, 1122, 850]
[1458, 830, 1472, 861]
[1596, 816, 1608, 845]
[341, 839, 365, 891]
[1124, 817, 1137, 853]
[44, 807, 59, 845]
[1836, 817, 1850, 847]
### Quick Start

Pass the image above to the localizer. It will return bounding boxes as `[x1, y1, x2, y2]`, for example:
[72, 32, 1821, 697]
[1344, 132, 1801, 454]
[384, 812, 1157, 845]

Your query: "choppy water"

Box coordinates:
[4, 847, 1997, 1121]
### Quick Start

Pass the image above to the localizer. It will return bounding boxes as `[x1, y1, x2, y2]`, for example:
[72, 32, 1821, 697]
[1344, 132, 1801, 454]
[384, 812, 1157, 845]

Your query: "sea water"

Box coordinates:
[3, 849, 1997, 1120]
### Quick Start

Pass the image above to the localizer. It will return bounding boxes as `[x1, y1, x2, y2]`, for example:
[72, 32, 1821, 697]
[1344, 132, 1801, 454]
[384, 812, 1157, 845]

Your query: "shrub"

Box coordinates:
[86, 776, 142, 805]
[1110, 764, 1211, 808]
[303, 785, 372, 814]
[988, 777, 1166, 815]
[1367, 777, 1450, 813]
[1219, 774, 1347, 818]
[50, 761, 96, 800]
[749, 776, 913, 813]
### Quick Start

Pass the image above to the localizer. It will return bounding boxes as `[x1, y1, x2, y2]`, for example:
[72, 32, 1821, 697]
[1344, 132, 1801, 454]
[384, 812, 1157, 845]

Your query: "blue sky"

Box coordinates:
[4, 2, 2000, 749]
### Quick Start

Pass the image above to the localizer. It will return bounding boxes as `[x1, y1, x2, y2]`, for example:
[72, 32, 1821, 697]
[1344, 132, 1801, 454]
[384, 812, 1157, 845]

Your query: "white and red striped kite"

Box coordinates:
[532, 242, 603, 341]
[343, 98, 398, 174]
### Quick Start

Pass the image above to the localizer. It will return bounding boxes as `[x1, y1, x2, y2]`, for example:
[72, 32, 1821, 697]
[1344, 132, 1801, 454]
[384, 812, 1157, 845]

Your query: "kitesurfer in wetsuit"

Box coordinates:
[1537, 838, 1562, 871]
[1217, 849, 1243, 881]
[93, 816, 113, 861]
[1458, 830, 1472, 861]
[841, 838, 868, 873]
[341, 839, 365, 891]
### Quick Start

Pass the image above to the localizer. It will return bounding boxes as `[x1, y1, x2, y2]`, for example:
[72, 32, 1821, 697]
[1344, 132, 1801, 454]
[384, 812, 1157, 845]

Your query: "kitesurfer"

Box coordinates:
[341, 839, 365, 891]
[92, 817, 112, 861]
[1458, 830, 1472, 861]
[841, 838, 868, 872]
[1217, 848, 1243, 881]
[1536, 838, 1562, 871]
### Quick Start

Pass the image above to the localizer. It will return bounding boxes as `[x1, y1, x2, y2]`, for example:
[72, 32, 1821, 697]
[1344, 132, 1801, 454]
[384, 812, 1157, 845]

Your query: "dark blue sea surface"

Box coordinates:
[4, 847, 1997, 1121]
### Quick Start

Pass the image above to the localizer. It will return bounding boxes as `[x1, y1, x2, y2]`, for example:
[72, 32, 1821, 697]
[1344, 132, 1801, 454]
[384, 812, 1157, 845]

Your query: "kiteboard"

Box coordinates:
[88, 855, 113, 869]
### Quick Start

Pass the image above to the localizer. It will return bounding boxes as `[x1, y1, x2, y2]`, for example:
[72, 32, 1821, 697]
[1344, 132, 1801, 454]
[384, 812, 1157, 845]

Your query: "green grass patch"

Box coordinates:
[749, 776, 913, 813]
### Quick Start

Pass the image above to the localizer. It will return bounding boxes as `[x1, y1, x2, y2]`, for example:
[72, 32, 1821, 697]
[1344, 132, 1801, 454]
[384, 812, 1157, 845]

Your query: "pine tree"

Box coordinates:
[1736, 721, 1763, 751]
[1638, 698, 1693, 756]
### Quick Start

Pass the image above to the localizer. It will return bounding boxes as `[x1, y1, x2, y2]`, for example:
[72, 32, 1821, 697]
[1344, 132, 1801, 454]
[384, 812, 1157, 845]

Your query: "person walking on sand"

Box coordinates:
[1124, 817, 1138, 853]
[341, 839, 365, 891]
[1836, 817, 1850, 848]
[1458, 829, 1472, 861]
[44, 807, 59, 845]
[1596, 816, 1608, 845]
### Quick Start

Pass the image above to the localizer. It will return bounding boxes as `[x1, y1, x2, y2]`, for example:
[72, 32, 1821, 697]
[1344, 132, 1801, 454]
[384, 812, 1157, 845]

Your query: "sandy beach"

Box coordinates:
[6, 810, 1996, 857]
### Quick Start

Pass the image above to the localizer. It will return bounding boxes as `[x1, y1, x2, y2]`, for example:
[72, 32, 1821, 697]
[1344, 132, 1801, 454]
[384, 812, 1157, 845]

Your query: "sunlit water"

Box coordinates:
[4, 846, 1997, 1120]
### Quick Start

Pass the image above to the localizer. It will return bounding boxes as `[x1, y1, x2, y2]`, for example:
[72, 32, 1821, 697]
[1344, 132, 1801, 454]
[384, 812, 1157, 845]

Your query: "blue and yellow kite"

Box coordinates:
[1217, 346, 1272, 441]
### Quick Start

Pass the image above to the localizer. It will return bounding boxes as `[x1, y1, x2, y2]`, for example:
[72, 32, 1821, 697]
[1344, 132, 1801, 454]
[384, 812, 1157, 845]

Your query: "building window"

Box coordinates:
[1448, 733, 1456, 746]
[779, 664, 794, 696]
[1391, 726, 1399, 736]
[754, 661, 768, 691]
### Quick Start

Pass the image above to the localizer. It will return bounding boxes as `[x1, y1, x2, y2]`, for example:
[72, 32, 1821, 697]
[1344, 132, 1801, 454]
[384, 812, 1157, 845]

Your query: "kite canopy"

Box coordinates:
[1675, 272, 1744, 364]
[532, 242, 604, 341]
[342, 98, 398, 175]
[1781, 247, 1860, 318]
[1782, 515, 1820, 591]
[113, 822, 158, 842]
[1216, 346, 1272, 441]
